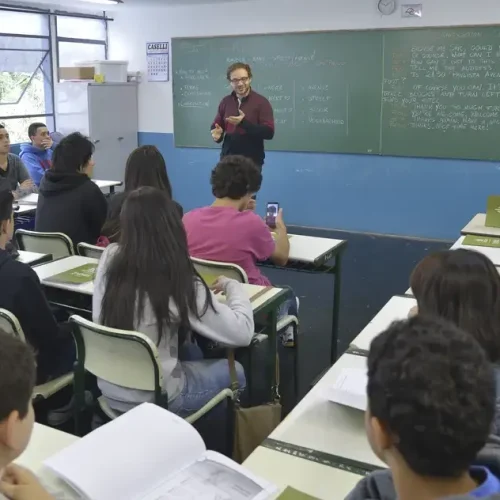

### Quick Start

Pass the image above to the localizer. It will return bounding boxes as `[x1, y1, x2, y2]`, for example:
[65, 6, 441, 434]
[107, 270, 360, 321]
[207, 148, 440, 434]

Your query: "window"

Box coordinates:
[0, 8, 109, 144]
[56, 16, 107, 70]
[0, 10, 53, 144]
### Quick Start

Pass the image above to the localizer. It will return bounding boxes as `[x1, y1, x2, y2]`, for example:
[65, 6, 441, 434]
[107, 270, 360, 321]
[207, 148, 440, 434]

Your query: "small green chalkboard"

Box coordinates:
[45, 264, 97, 285]
[486, 196, 500, 228]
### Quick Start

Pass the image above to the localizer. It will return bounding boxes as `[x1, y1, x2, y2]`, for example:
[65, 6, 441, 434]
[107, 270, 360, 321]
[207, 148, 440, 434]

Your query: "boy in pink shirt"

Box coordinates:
[183, 155, 297, 344]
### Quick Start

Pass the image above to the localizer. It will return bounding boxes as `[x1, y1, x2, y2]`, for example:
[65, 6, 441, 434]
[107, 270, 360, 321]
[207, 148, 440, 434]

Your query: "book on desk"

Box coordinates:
[323, 368, 368, 411]
[45, 403, 277, 500]
[44, 263, 98, 286]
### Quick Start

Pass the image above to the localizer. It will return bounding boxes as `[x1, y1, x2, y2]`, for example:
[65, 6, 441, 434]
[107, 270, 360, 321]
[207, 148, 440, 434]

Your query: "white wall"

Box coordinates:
[108, 0, 500, 133]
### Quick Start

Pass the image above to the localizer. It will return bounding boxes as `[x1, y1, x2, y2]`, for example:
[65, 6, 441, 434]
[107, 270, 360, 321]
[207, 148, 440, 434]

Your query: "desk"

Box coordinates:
[15, 204, 37, 215]
[93, 179, 122, 194]
[451, 235, 500, 266]
[17, 250, 52, 266]
[16, 423, 78, 498]
[36, 256, 289, 401]
[350, 295, 417, 354]
[461, 213, 500, 237]
[263, 234, 347, 364]
[244, 446, 364, 499]
[262, 353, 384, 471]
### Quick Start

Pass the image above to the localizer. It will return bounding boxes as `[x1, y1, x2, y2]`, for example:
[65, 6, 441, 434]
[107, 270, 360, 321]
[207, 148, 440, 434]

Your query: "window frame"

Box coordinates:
[55, 15, 108, 81]
[0, 19, 55, 139]
[0, 5, 111, 139]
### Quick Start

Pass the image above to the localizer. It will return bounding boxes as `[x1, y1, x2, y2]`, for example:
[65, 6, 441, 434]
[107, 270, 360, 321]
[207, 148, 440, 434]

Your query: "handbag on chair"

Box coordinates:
[228, 348, 282, 463]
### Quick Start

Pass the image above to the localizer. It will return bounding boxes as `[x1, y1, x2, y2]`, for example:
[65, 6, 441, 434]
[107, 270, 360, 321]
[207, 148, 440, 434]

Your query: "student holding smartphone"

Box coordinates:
[183, 155, 298, 346]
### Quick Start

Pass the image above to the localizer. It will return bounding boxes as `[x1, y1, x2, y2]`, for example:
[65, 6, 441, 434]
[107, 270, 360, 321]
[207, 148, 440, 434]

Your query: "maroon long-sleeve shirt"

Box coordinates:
[211, 90, 275, 167]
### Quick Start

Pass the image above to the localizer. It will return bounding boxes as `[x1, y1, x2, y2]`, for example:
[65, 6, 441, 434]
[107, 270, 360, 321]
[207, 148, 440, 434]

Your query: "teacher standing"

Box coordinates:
[210, 62, 275, 171]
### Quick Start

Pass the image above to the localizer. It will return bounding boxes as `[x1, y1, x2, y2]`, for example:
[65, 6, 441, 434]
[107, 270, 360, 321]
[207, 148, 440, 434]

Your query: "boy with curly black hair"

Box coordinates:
[347, 315, 500, 500]
[183, 155, 298, 345]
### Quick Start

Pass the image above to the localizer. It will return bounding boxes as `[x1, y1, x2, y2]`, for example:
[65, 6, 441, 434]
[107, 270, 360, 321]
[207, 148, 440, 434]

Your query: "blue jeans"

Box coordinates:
[277, 287, 299, 320]
[168, 342, 246, 418]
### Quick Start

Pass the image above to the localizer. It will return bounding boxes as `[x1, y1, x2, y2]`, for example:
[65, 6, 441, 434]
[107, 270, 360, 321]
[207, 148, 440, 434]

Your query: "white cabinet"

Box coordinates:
[55, 82, 138, 185]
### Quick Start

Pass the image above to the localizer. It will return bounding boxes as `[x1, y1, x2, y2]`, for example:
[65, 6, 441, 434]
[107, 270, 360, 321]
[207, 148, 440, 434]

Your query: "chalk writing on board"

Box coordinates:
[383, 39, 500, 133]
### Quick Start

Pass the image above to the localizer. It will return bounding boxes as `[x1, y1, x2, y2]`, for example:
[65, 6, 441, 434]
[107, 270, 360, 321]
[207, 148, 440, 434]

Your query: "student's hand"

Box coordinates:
[275, 208, 287, 234]
[211, 124, 223, 141]
[210, 276, 233, 294]
[0, 464, 55, 500]
[246, 198, 256, 211]
[41, 138, 53, 150]
[408, 305, 418, 318]
[225, 110, 245, 125]
[19, 179, 33, 190]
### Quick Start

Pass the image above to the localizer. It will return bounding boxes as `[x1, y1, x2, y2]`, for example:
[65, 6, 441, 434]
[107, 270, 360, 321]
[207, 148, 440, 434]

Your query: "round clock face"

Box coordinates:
[378, 0, 396, 15]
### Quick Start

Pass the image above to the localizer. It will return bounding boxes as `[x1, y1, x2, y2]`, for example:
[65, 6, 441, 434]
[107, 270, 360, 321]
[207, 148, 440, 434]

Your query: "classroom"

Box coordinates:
[1, 0, 500, 498]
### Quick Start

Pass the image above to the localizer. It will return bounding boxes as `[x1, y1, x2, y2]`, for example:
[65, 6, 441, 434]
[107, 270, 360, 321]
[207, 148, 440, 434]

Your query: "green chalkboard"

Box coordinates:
[172, 26, 500, 160]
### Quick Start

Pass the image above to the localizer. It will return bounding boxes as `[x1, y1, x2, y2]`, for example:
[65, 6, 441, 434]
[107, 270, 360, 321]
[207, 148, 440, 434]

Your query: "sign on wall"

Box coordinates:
[146, 42, 170, 82]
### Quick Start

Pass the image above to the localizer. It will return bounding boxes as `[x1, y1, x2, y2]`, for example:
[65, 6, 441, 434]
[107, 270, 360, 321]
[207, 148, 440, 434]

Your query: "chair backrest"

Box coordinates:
[15, 230, 74, 259]
[69, 315, 163, 394]
[77, 242, 105, 260]
[191, 257, 248, 284]
[0, 309, 26, 342]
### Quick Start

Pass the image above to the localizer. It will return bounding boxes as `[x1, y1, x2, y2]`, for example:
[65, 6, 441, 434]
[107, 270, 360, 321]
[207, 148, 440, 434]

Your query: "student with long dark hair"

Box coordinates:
[410, 248, 500, 435]
[99, 146, 181, 246]
[93, 187, 252, 415]
[36, 132, 107, 247]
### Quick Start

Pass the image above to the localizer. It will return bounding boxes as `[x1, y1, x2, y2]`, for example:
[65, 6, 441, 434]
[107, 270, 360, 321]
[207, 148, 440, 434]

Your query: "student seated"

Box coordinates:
[93, 187, 252, 416]
[0, 191, 75, 384]
[183, 155, 297, 345]
[410, 249, 500, 436]
[0, 124, 35, 197]
[0, 331, 55, 500]
[99, 145, 182, 247]
[347, 315, 500, 500]
[36, 132, 107, 247]
[19, 122, 53, 187]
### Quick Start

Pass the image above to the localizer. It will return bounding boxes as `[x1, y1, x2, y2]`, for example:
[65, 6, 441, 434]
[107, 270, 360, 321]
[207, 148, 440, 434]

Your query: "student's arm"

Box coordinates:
[189, 278, 254, 347]
[14, 271, 72, 360]
[211, 102, 225, 143]
[19, 153, 44, 186]
[239, 99, 275, 140]
[84, 183, 108, 241]
[270, 209, 289, 266]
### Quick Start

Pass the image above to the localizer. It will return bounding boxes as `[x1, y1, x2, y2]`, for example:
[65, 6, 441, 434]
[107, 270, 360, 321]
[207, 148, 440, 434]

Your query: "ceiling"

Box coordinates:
[2, 0, 239, 9]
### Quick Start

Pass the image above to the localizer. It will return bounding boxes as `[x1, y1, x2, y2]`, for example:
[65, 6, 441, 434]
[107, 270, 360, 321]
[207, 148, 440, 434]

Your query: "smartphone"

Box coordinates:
[265, 202, 279, 229]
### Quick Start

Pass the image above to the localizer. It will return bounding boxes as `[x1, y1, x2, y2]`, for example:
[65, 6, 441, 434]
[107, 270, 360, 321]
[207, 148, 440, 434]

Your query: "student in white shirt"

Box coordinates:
[93, 186, 254, 415]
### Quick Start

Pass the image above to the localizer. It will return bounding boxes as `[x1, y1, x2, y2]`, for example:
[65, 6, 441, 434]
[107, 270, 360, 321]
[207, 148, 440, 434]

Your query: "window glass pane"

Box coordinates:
[0, 36, 48, 51]
[58, 41, 105, 67]
[56, 17, 106, 41]
[0, 10, 49, 36]
[0, 51, 54, 115]
[0, 116, 54, 144]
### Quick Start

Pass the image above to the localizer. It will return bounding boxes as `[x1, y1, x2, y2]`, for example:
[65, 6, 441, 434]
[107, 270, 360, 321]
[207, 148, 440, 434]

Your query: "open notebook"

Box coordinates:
[44, 403, 277, 500]
[323, 368, 368, 411]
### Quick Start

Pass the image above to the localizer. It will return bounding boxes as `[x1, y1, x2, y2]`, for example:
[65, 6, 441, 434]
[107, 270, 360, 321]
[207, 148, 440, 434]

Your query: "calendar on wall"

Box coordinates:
[146, 42, 170, 82]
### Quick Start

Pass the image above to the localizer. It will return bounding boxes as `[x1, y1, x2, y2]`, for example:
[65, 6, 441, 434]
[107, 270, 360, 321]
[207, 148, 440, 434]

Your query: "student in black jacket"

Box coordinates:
[99, 145, 182, 246]
[36, 132, 107, 247]
[0, 191, 75, 383]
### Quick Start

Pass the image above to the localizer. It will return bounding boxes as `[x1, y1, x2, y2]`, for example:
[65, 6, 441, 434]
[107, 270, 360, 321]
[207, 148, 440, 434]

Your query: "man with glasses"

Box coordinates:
[211, 62, 275, 172]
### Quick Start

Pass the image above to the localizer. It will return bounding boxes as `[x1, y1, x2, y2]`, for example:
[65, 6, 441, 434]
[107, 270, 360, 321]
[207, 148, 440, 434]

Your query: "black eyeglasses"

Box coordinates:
[230, 77, 250, 85]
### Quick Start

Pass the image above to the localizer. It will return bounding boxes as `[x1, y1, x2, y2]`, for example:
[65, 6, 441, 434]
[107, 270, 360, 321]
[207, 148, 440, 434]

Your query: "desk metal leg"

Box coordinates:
[266, 307, 279, 403]
[110, 187, 115, 195]
[330, 252, 343, 364]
